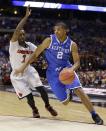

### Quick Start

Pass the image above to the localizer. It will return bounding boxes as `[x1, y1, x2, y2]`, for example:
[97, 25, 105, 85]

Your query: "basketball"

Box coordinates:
[59, 68, 75, 85]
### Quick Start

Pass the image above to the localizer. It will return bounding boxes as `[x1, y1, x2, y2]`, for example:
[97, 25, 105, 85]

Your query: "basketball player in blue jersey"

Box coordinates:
[15, 22, 103, 125]
[9, 5, 57, 118]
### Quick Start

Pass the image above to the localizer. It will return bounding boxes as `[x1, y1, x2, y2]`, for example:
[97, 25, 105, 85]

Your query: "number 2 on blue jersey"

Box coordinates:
[57, 52, 63, 59]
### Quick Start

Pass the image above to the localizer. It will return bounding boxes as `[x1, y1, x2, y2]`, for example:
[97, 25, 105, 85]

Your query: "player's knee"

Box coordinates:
[26, 93, 34, 105]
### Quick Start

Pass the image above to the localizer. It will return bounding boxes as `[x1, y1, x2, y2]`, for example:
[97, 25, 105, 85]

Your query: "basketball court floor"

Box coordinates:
[0, 91, 106, 131]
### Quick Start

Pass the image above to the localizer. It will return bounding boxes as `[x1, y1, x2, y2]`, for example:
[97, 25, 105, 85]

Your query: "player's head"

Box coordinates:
[53, 22, 69, 38]
[18, 29, 26, 44]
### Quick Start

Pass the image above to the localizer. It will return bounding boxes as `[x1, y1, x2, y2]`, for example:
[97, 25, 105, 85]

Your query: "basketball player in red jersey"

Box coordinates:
[9, 5, 57, 118]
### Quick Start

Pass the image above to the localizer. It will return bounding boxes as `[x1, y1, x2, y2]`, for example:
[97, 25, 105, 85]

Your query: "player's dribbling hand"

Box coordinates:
[68, 67, 74, 73]
[62, 67, 74, 73]
[25, 5, 31, 17]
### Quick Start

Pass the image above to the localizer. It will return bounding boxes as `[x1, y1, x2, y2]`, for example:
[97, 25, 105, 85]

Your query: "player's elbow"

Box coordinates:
[77, 61, 80, 68]
[75, 61, 80, 69]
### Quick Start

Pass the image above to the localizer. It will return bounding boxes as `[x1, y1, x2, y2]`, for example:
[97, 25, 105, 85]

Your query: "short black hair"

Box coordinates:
[54, 22, 69, 30]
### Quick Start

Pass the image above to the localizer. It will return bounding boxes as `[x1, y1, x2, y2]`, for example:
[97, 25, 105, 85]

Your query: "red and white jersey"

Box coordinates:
[9, 40, 37, 70]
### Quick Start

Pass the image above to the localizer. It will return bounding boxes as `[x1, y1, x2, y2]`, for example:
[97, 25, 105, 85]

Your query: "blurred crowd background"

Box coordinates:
[0, 0, 106, 89]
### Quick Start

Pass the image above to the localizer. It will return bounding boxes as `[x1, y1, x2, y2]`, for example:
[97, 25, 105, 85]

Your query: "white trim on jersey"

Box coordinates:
[70, 40, 74, 52]
[47, 35, 53, 49]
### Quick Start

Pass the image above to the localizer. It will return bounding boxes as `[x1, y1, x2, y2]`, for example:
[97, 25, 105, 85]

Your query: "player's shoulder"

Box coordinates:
[26, 41, 37, 47]
[71, 40, 77, 46]
[26, 41, 33, 45]
[9, 40, 19, 49]
[50, 34, 56, 40]
[9, 40, 19, 53]
[38, 37, 51, 49]
[71, 41, 78, 51]
[10, 40, 18, 44]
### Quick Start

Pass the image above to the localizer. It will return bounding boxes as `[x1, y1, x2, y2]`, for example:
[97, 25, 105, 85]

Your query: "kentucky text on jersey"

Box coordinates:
[51, 45, 70, 53]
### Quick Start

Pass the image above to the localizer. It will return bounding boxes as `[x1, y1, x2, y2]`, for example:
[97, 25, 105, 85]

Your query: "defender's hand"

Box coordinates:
[25, 5, 31, 17]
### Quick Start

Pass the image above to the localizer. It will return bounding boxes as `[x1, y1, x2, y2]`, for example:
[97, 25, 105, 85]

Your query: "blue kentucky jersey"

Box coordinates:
[45, 34, 73, 71]
[45, 34, 82, 101]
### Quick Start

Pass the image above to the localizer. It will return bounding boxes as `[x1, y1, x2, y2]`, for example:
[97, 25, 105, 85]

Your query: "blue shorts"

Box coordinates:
[46, 70, 82, 102]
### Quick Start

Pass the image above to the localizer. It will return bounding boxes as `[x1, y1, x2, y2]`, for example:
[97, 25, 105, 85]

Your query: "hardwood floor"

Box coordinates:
[0, 91, 106, 124]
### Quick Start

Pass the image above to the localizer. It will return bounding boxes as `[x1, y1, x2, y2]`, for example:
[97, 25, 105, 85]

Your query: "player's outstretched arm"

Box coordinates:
[70, 42, 80, 71]
[11, 5, 31, 42]
[14, 37, 51, 75]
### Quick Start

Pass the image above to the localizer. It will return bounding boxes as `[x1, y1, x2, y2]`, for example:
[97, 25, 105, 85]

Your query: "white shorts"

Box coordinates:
[10, 66, 43, 98]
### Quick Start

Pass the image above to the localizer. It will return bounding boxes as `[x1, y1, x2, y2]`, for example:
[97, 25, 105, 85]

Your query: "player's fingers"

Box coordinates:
[63, 67, 68, 71]
[28, 4, 30, 8]
[29, 9, 31, 14]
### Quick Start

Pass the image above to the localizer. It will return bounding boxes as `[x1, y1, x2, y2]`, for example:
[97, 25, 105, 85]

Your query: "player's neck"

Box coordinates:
[57, 35, 67, 43]
[19, 41, 28, 48]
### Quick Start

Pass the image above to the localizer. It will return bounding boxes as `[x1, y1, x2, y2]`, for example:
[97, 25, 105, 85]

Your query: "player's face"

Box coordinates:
[54, 25, 67, 39]
[18, 30, 26, 43]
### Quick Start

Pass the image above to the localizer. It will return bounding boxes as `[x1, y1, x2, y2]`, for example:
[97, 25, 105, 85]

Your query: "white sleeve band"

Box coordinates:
[70, 41, 74, 52]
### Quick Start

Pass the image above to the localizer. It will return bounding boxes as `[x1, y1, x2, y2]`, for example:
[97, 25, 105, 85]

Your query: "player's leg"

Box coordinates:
[47, 70, 71, 105]
[26, 93, 40, 118]
[48, 76, 70, 105]
[10, 74, 40, 118]
[36, 86, 49, 107]
[28, 67, 57, 116]
[74, 87, 103, 125]
[36, 86, 57, 116]
[69, 89, 73, 101]
[67, 72, 103, 125]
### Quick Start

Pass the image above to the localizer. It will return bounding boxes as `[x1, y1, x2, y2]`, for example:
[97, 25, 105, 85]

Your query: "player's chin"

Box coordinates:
[55, 33, 60, 37]
[19, 39, 25, 44]
[21, 39, 25, 42]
